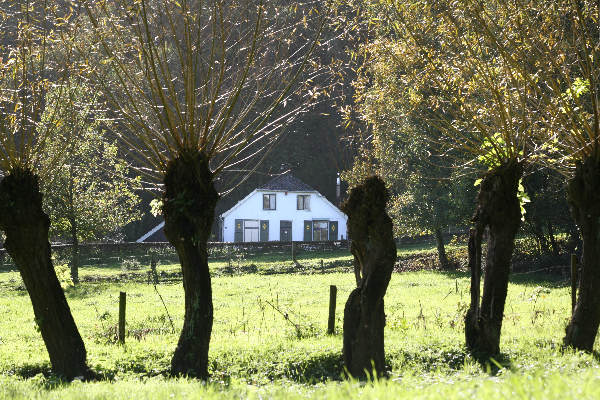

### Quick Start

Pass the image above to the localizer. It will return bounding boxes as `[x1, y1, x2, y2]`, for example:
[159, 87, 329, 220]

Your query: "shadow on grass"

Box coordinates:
[388, 345, 513, 377]
[213, 346, 512, 384]
[277, 347, 513, 383]
[283, 352, 345, 383]
[8, 362, 52, 379]
[427, 269, 470, 280]
[10, 362, 121, 386]
[8, 346, 515, 386]
[509, 272, 569, 288]
[64, 282, 116, 299]
[429, 268, 569, 288]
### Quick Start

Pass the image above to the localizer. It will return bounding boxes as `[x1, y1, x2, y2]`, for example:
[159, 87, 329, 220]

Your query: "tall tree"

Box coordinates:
[342, 175, 396, 378]
[344, 36, 475, 267]
[523, 1, 600, 350]
[346, 0, 539, 355]
[0, 1, 91, 379]
[432, 0, 600, 352]
[41, 82, 141, 283]
[79, 0, 330, 378]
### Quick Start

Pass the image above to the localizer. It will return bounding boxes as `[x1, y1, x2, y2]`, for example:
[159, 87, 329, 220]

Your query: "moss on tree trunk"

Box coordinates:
[0, 168, 90, 380]
[342, 176, 396, 379]
[564, 157, 600, 351]
[163, 149, 218, 379]
[465, 161, 522, 356]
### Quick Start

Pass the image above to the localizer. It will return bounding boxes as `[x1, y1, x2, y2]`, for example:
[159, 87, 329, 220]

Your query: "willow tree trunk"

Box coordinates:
[434, 227, 450, 269]
[564, 158, 600, 351]
[0, 168, 89, 379]
[342, 176, 397, 379]
[465, 162, 522, 356]
[163, 150, 218, 379]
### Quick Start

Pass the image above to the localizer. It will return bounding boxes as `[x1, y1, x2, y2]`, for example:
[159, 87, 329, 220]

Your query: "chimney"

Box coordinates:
[336, 173, 341, 205]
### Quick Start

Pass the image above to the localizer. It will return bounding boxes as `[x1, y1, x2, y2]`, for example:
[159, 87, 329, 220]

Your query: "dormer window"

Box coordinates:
[263, 193, 276, 210]
[297, 194, 310, 210]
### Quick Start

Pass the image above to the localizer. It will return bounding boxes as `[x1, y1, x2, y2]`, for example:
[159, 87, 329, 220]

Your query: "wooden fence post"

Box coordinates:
[119, 291, 126, 345]
[571, 254, 578, 315]
[328, 285, 337, 334]
[292, 241, 296, 262]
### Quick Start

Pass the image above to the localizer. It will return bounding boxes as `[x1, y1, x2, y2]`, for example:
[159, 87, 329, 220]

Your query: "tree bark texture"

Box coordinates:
[464, 162, 522, 356]
[434, 227, 450, 269]
[341, 176, 397, 379]
[564, 157, 600, 351]
[0, 168, 89, 379]
[163, 149, 218, 379]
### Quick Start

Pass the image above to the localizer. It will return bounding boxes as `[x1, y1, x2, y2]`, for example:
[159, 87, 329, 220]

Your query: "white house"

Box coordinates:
[220, 173, 347, 242]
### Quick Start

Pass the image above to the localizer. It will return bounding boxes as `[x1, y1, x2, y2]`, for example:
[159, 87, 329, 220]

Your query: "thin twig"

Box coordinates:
[153, 284, 176, 334]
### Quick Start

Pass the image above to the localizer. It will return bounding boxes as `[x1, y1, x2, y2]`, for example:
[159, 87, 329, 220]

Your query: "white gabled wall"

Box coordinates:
[221, 190, 347, 242]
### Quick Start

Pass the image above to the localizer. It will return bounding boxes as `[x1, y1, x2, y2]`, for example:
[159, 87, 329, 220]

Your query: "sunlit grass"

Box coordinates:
[0, 246, 596, 399]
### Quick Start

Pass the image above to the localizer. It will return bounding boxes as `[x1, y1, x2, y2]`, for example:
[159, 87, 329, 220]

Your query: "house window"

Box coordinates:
[263, 194, 276, 210]
[313, 220, 328, 241]
[297, 195, 310, 210]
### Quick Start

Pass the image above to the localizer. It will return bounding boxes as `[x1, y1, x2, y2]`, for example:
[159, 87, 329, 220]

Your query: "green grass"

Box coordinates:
[0, 247, 598, 399]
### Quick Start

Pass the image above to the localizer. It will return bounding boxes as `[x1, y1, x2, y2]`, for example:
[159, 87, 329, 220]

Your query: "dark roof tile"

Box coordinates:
[257, 173, 315, 192]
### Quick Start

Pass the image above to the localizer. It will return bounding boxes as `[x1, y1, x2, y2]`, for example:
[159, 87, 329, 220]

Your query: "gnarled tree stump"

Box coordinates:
[564, 157, 600, 350]
[0, 168, 90, 380]
[163, 149, 219, 379]
[465, 161, 522, 356]
[342, 176, 396, 379]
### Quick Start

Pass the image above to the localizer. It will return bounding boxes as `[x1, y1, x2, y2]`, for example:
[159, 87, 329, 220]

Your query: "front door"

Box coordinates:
[243, 220, 259, 242]
[280, 220, 292, 242]
[329, 220, 338, 240]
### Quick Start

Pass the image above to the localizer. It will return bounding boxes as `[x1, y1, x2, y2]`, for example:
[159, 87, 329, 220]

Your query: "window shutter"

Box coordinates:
[260, 220, 269, 242]
[234, 220, 243, 242]
[329, 221, 338, 240]
[304, 220, 313, 241]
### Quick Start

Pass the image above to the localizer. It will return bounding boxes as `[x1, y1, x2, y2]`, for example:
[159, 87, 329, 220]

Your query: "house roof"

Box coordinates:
[136, 221, 165, 243]
[257, 172, 316, 192]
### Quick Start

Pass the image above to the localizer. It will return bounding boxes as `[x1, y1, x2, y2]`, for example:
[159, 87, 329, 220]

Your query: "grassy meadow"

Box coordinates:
[1, 245, 600, 399]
